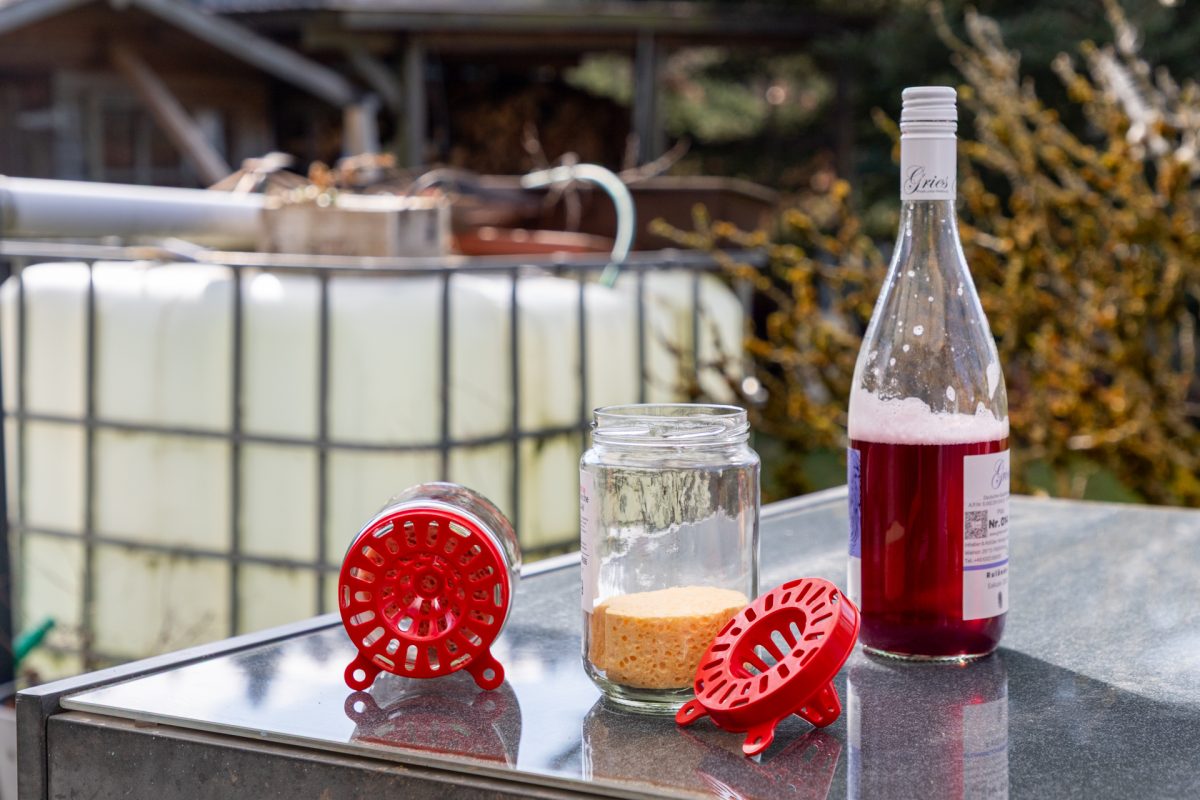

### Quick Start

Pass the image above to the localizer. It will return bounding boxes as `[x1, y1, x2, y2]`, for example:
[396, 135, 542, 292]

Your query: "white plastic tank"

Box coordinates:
[1, 259, 743, 674]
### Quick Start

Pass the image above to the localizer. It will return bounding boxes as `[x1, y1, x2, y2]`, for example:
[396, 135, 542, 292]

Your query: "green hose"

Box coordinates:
[14, 618, 54, 666]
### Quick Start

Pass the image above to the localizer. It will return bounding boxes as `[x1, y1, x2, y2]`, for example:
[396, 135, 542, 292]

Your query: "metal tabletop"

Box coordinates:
[19, 488, 1200, 799]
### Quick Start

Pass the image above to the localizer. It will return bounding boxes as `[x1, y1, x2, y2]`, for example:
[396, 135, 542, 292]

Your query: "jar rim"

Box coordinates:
[592, 403, 749, 446]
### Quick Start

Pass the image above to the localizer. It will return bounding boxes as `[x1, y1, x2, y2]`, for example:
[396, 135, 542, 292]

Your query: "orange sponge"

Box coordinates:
[589, 586, 748, 689]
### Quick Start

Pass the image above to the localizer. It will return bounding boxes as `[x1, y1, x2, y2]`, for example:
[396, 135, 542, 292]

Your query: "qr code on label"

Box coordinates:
[965, 510, 989, 540]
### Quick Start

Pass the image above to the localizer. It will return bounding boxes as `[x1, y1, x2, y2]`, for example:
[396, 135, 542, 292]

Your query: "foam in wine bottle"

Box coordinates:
[848, 390, 1009, 445]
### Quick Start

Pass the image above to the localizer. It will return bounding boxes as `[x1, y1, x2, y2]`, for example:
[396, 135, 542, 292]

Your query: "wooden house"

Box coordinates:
[0, 0, 864, 188]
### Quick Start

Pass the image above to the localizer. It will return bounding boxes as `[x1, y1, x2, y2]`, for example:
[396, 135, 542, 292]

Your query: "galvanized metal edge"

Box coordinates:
[17, 613, 340, 800]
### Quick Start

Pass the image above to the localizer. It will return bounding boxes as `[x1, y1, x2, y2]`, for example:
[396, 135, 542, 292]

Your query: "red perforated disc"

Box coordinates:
[676, 578, 860, 757]
[339, 505, 511, 691]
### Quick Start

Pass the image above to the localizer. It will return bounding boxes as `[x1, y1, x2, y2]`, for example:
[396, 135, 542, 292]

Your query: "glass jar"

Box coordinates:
[580, 404, 759, 712]
[341, 482, 521, 691]
[369, 482, 522, 598]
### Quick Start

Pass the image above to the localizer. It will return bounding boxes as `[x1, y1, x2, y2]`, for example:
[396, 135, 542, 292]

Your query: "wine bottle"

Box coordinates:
[847, 86, 1010, 660]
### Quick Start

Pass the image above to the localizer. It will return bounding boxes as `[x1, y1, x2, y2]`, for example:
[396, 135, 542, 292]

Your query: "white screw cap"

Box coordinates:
[900, 86, 957, 129]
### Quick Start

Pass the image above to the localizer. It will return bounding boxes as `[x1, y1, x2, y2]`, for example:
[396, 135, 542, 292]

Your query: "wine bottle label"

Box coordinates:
[580, 470, 600, 612]
[962, 450, 1010, 620]
[847, 447, 862, 606]
[900, 138, 956, 201]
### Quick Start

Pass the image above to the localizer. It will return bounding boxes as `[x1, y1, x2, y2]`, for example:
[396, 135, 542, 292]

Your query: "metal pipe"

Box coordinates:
[520, 163, 635, 287]
[0, 239, 756, 274]
[0, 176, 263, 248]
[0, 263, 11, 686]
[315, 273, 331, 613]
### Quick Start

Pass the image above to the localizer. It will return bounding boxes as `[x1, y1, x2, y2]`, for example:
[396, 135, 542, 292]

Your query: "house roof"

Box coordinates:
[191, 0, 327, 9]
[196, 0, 862, 38]
[0, 0, 867, 55]
[0, 0, 357, 105]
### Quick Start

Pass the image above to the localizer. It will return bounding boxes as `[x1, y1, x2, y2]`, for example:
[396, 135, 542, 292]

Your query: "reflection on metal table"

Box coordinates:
[17, 488, 1200, 799]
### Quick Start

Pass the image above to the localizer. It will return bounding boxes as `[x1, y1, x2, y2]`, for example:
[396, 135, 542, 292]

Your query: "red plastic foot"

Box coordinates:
[742, 721, 777, 757]
[675, 699, 708, 727]
[465, 650, 505, 690]
[796, 682, 842, 728]
[344, 655, 380, 691]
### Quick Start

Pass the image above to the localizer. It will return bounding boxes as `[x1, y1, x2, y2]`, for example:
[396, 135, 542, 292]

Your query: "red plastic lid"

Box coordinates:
[339, 505, 511, 691]
[676, 578, 860, 757]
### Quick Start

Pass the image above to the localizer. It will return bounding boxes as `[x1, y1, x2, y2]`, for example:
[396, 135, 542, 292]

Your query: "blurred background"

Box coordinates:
[0, 0, 1196, 684]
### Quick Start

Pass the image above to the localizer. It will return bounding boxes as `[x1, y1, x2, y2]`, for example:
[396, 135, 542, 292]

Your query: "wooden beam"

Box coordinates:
[400, 31, 632, 53]
[833, 55, 855, 184]
[633, 31, 662, 165]
[0, 0, 90, 38]
[125, 0, 360, 107]
[301, 27, 397, 55]
[346, 47, 402, 113]
[403, 38, 427, 169]
[110, 43, 231, 186]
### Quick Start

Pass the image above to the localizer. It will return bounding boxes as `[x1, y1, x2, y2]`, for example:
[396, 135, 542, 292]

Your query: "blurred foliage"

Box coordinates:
[562, 0, 1200, 197]
[658, 1, 1200, 507]
[565, 50, 831, 145]
[844, 0, 1200, 221]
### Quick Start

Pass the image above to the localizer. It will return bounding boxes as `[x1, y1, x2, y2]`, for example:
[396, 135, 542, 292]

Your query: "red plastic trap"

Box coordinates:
[676, 578, 860, 757]
[339, 505, 511, 692]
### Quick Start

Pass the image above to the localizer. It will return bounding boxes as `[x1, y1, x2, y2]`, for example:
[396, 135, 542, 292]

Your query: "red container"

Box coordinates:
[339, 483, 520, 692]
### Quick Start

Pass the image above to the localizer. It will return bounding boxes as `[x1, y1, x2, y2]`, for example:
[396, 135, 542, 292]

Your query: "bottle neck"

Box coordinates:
[890, 198, 968, 292]
[897, 131, 962, 270]
[899, 132, 956, 203]
[898, 199, 959, 231]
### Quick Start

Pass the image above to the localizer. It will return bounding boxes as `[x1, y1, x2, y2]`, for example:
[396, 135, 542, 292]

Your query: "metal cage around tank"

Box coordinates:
[0, 240, 762, 670]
